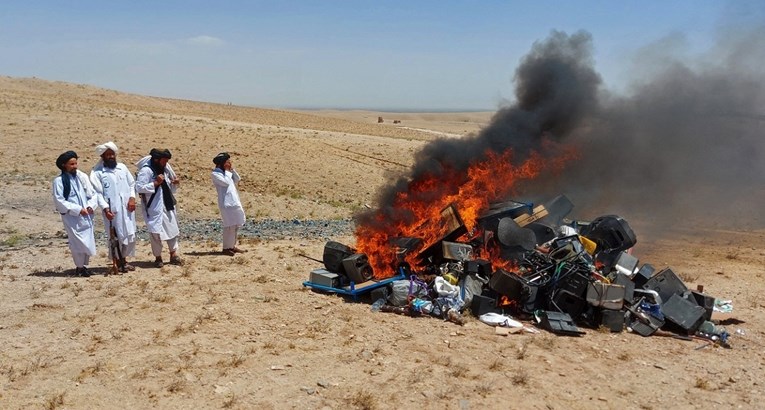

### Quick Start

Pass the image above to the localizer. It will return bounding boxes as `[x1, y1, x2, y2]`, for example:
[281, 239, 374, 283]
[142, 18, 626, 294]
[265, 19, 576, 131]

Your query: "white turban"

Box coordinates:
[96, 141, 119, 156]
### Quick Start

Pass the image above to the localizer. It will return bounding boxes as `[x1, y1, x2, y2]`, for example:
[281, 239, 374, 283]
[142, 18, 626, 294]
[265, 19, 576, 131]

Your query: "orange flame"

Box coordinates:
[356, 144, 578, 278]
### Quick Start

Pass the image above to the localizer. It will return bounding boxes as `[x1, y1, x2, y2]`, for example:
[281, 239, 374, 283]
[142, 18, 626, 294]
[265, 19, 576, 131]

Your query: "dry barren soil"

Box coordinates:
[1, 76, 764, 410]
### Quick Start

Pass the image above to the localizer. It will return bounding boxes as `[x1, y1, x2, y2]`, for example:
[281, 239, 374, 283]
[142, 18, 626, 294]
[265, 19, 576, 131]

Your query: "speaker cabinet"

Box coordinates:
[323, 241, 355, 274]
[342, 253, 373, 284]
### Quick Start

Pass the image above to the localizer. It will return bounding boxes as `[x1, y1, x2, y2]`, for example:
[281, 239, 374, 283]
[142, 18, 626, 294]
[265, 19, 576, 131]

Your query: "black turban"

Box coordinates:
[213, 152, 230, 166]
[150, 148, 172, 160]
[56, 151, 78, 170]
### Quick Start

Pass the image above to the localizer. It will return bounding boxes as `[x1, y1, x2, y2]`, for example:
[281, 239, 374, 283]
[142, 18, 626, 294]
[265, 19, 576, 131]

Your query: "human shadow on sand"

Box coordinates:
[30, 266, 111, 277]
[185, 250, 226, 256]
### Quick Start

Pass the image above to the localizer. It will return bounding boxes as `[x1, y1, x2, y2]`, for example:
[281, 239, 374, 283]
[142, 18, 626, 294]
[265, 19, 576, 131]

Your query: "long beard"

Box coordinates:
[150, 158, 165, 174]
[67, 169, 77, 176]
[104, 158, 117, 169]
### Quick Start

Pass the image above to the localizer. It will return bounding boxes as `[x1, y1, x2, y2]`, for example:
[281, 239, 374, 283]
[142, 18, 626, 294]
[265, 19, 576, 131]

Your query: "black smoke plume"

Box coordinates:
[537, 25, 765, 229]
[357, 23, 765, 233]
[355, 31, 600, 229]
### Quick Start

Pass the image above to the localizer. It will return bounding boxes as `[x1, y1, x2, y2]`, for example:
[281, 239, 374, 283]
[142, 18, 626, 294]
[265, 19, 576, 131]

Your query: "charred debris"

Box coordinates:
[305, 195, 729, 346]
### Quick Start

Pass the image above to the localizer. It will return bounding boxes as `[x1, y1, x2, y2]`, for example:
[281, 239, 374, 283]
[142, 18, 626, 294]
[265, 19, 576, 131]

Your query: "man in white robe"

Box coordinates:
[135, 148, 183, 267]
[52, 151, 98, 277]
[90, 141, 137, 272]
[211, 152, 246, 255]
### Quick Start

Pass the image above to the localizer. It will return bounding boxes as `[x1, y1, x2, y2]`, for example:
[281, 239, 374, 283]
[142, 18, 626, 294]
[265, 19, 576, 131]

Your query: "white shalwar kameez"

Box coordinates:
[211, 168, 246, 248]
[52, 170, 98, 267]
[135, 161, 180, 256]
[90, 162, 137, 258]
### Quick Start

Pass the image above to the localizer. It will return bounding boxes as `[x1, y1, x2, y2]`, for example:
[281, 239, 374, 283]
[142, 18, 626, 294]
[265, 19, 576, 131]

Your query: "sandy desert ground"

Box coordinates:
[1, 76, 764, 409]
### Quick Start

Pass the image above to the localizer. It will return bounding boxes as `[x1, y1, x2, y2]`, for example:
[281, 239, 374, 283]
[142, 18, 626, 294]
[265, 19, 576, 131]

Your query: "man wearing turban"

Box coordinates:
[135, 148, 183, 267]
[90, 141, 137, 272]
[52, 150, 99, 277]
[211, 152, 246, 255]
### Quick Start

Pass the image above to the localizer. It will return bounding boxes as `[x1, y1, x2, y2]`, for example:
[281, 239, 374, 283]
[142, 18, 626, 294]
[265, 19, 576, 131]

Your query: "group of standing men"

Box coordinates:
[52, 142, 246, 277]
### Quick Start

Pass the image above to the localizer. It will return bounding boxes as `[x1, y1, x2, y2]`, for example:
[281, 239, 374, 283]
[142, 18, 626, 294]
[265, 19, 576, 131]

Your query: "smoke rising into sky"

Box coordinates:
[360, 24, 765, 231]
[543, 25, 765, 228]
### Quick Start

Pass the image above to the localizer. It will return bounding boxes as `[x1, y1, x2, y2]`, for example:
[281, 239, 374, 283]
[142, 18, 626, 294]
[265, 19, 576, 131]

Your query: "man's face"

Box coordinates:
[224, 159, 232, 170]
[102, 149, 117, 168]
[64, 158, 78, 174]
[158, 158, 169, 168]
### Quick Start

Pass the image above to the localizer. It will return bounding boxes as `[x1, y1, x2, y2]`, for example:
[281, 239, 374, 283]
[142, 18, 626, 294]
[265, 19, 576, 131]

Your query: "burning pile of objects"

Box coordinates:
[302, 31, 753, 347]
[304, 194, 730, 346]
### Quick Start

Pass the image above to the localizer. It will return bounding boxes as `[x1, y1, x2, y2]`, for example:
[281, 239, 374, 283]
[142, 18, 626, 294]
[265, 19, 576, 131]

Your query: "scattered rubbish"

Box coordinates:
[479, 312, 523, 328]
[713, 300, 734, 313]
[534, 311, 585, 336]
[303, 195, 737, 347]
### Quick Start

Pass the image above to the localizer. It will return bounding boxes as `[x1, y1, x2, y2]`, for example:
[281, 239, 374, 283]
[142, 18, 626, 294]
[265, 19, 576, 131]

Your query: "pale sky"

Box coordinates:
[1, 1, 762, 110]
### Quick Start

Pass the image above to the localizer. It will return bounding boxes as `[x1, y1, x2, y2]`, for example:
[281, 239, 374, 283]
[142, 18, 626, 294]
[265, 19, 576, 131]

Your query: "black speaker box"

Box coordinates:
[642, 267, 688, 305]
[471, 293, 502, 316]
[599, 309, 626, 332]
[687, 290, 715, 322]
[662, 293, 707, 333]
[488, 269, 524, 300]
[342, 253, 373, 284]
[550, 271, 590, 319]
[323, 241, 355, 274]
[551, 289, 588, 320]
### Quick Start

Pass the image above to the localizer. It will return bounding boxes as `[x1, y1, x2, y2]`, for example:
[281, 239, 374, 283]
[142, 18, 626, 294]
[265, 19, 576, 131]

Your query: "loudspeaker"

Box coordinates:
[323, 241, 355, 274]
[642, 267, 688, 305]
[342, 253, 373, 284]
[687, 290, 715, 321]
[551, 271, 590, 319]
[488, 269, 524, 300]
[662, 293, 706, 333]
[471, 293, 502, 316]
[599, 309, 626, 332]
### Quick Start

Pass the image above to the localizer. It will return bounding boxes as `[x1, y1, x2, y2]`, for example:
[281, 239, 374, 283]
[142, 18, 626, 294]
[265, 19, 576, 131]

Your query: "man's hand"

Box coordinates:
[79, 208, 89, 216]
[170, 176, 180, 186]
[127, 197, 136, 213]
[154, 174, 165, 187]
[105, 208, 115, 221]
